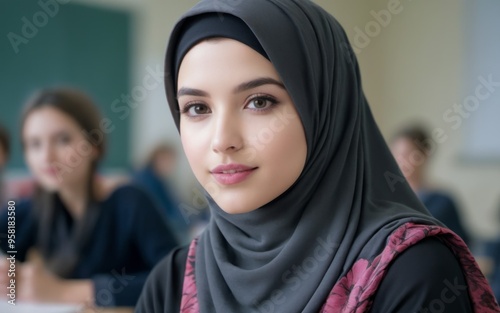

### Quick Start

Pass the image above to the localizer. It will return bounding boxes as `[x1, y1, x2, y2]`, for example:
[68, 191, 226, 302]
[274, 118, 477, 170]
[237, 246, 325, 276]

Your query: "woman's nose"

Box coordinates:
[210, 111, 244, 154]
[40, 143, 57, 163]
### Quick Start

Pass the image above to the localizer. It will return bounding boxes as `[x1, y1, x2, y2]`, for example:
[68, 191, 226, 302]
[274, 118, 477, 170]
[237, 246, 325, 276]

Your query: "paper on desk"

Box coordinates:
[0, 301, 82, 313]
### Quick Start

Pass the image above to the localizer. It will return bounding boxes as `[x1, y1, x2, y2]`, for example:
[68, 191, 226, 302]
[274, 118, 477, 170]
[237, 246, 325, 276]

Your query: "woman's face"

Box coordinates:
[177, 38, 307, 214]
[23, 106, 97, 192]
[390, 137, 427, 180]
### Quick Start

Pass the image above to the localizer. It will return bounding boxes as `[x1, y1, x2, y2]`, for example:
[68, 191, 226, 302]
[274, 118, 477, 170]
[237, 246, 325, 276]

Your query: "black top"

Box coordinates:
[0, 184, 178, 307]
[136, 238, 472, 312]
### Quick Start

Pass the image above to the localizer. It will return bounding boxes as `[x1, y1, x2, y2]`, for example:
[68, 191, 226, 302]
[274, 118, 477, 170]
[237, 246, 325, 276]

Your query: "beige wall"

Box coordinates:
[78, 0, 499, 238]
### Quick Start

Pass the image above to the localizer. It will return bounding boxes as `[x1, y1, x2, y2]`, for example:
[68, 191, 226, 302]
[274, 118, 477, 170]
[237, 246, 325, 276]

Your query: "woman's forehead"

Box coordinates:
[177, 39, 280, 90]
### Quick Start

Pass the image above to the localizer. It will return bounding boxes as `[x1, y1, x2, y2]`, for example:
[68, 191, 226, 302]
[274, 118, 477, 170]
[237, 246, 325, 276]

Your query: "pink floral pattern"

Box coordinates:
[320, 223, 500, 313]
[181, 223, 500, 313]
[180, 238, 199, 313]
[324, 258, 372, 312]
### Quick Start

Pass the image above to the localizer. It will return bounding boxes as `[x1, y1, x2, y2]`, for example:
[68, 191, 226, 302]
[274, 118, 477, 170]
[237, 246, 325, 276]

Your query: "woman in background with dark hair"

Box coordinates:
[0, 88, 178, 307]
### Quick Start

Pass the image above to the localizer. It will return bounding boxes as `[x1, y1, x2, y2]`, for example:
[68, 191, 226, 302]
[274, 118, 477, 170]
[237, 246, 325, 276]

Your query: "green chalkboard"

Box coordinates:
[0, 1, 131, 170]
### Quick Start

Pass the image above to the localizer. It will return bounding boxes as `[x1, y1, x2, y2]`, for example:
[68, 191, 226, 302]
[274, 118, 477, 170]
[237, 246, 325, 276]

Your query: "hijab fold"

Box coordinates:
[165, 1, 438, 312]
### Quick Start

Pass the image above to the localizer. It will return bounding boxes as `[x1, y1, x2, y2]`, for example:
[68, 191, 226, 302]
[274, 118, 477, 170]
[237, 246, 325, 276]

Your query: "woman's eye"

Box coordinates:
[183, 103, 211, 116]
[246, 96, 277, 110]
[27, 139, 41, 150]
[57, 135, 71, 145]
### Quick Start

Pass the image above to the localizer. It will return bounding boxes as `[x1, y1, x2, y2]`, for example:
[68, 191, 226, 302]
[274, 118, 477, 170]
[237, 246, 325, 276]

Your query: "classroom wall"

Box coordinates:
[1, 1, 132, 171]
[76, 0, 499, 238]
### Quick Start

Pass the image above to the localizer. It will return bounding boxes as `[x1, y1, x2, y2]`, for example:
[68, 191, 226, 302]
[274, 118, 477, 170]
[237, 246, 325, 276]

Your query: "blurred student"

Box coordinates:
[132, 143, 190, 243]
[390, 125, 470, 245]
[0, 125, 9, 203]
[0, 88, 178, 307]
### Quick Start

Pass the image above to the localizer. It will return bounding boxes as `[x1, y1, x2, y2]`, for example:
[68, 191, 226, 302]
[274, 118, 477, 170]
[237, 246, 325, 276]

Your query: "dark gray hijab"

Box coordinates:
[165, 0, 439, 312]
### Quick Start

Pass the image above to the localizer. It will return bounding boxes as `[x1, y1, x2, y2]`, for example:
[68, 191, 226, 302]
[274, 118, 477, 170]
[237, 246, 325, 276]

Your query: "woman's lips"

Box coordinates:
[210, 164, 258, 185]
[42, 167, 59, 177]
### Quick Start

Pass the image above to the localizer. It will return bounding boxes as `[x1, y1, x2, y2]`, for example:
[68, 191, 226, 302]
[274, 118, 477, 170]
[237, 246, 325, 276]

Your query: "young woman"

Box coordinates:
[0, 88, 178, 307]
[136, 0, 500, 312]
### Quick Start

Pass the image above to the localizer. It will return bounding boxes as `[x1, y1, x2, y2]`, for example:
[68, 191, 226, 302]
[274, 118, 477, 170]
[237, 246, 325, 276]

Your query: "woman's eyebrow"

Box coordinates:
[177, 88, 209, 98]
[177, 77, 285, 99]
[233, 77, 285, 93]
[52, 130, 71, 137]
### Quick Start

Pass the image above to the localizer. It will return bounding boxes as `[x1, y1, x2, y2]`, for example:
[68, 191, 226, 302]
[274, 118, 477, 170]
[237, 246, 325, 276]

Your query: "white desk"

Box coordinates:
[0, 302, 133, 313]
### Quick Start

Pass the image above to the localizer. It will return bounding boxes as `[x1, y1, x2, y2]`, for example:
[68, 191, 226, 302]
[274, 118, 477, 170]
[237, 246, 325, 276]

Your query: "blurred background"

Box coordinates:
[0, 0, 499, 241]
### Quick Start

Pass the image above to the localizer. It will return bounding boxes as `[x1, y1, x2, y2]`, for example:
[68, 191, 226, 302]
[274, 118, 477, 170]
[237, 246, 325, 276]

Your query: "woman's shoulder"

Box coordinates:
[136, 245, 189, 313]
[386, 237, 464, 281]
[150, 244, 189, 278]
[371, 237, 473, 312]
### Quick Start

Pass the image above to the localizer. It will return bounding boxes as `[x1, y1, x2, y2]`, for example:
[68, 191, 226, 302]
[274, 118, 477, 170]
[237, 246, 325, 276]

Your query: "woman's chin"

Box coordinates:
[37, 179, 61, 192]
